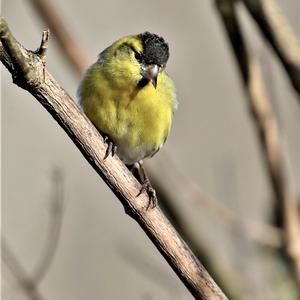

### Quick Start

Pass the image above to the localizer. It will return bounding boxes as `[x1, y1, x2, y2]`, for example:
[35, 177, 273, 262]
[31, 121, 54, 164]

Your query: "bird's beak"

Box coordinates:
[141, 64, 159, 88]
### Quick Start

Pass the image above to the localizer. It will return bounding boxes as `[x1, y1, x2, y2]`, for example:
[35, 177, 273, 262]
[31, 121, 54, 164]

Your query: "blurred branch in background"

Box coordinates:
[2, 168, 64, 300]
[215, 0, 300, 292]
[29, 0, 89, 74]
[0, 17, 228, 299]
[242, 0, 300, 98]
[2, 237, 45, 300]
[148, 152, 283, 249]
[32, 168, 64, 283]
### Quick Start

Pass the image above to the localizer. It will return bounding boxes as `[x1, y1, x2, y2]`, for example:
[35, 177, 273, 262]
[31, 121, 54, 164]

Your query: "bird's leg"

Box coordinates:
[135, 161, 157, 209]
[103, 135, 117, 160]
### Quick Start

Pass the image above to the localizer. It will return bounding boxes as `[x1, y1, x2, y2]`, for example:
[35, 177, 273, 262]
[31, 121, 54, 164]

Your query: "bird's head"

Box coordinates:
[135, 32, 169, 88]
[100, 32, 169, 89]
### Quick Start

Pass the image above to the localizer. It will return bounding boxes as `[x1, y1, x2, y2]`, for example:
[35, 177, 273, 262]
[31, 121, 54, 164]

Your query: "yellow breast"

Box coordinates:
[77, 36, 176, 164]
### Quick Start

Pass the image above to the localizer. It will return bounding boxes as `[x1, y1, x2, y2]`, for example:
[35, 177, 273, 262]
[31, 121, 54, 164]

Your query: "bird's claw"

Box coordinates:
[103, 135, 117, 160]
[138, 179, 157, 209]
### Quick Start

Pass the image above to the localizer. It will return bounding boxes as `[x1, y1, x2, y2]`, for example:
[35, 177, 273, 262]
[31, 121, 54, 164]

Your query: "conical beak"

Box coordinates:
[141, 64, 159, 88]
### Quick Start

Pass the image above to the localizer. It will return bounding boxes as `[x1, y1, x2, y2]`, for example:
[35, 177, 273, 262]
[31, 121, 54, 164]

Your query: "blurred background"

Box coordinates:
[2, 0, 300, 299]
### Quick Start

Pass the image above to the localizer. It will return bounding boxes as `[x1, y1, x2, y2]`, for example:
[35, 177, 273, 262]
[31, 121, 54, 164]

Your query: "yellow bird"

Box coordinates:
[77, 32, 177, 207]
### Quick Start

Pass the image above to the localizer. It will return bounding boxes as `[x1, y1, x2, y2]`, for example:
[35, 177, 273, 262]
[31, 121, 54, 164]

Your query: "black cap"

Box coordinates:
[138, 32, 169, 66]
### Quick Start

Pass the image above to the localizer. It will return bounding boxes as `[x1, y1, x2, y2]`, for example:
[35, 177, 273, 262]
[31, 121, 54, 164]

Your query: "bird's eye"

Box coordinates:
[134, 51, 143, 62]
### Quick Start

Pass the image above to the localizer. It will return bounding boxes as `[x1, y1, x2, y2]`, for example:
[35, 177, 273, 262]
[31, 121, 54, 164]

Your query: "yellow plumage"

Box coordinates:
[78, 33, 176, 165]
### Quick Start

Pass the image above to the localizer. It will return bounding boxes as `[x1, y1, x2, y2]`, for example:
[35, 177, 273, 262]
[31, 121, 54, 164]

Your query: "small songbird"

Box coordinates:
[77, 32, 177, 208]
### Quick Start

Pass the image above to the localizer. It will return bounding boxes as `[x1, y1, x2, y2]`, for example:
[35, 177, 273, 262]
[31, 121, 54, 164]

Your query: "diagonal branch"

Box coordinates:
[0, 17, 227, 300]
[215, 0, 300, 291]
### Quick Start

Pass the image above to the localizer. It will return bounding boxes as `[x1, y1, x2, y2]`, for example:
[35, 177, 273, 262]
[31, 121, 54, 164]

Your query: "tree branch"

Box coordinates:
[215, 0, 300, 291]
[0, 17, 227, 300]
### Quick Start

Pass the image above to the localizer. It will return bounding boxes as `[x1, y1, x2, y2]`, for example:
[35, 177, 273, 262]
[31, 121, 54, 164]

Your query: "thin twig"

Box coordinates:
[2, 237, 45, 300]
[36, 29, 50, 81]
[0, 17, 228, 300]
[215, 0, 300, 291]
[36, 29, 50, 60]
[242, 0, 300, 97]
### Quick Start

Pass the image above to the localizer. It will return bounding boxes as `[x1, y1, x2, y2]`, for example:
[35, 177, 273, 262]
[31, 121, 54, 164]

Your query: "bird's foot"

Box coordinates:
[103, 135, 117, 160]
[138, 178, 157, 209]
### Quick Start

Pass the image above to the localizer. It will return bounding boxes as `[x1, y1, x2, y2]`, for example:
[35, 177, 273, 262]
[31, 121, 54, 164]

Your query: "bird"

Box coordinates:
[77, 32, 177, 208]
